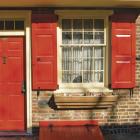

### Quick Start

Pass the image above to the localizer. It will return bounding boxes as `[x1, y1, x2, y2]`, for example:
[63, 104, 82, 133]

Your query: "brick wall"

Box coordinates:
[32, 13, 140, 135]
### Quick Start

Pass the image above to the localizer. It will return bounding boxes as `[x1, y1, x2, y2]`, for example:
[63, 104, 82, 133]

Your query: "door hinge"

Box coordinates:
[22, 80, 26, 94]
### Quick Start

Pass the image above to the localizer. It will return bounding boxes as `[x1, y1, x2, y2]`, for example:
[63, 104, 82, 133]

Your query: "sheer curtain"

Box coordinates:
[62, 46, 103, 83]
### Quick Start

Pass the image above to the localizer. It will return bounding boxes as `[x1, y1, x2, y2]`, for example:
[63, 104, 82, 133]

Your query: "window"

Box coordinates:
[0, 20, 24, 30]
[56, 10, 113, 90]
[61, 18, 105, 85]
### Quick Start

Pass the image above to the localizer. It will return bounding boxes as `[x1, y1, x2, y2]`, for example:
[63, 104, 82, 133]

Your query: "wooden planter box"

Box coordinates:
[49, 95, 119, 109]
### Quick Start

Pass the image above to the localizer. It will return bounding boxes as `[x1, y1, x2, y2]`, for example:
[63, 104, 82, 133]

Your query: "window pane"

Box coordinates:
[94, 59, 103, 70]
[73, 19, 82, 29]
[62, 47, 72, 58]
[73, 58, 82, 72]
[73, 47, 82, 71]
[62, 19, 71, 29]
[84, 32, 93, 44]
[94, 47, 104, 83]
[83, 47, 93, 72]
[94, 47, 103, 57]
[94, 19, 104, 30]
[72, 73, 82, 83]
[62, 72, 72, 83]
[62, 32, 72, 44]
[83, 58, 93, 71]
[0, 21, 4, 30]
[15, 20, 24, 30]
[100, 72, 103, 82]
[72, 47, 82, 83]
[83, 72, 93, 83]
[94, 32, 104, 44]
[84, 19, 93, 30]
[5, 20, 14, 30]
[83, 47, 93, 58]
[62, 47, 72, 71]
[94, 72, 103, 82]
[73, 47, 82, 58]
[73, 32, 83, 44]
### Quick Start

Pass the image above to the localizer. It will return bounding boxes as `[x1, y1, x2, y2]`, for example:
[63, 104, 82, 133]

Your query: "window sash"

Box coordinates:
[61, 18, 106, 46]
[61, 45, 104, 83]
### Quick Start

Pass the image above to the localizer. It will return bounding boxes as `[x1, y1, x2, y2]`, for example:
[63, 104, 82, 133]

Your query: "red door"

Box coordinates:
[0, 37, 25, 131]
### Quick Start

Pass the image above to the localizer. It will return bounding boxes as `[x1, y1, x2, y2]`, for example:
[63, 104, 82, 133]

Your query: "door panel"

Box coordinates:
[0, 37, 25, 131]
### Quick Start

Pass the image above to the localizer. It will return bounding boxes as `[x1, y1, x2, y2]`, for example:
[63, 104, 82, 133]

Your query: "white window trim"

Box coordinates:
[55, 10, 113, 92]
[0, 11, 32, 134]
[0, 31, 25, 36]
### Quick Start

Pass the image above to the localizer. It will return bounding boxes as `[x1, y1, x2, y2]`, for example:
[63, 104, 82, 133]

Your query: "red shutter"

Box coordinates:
[32, 14, 57, 90]
[111, 14, 136, 88]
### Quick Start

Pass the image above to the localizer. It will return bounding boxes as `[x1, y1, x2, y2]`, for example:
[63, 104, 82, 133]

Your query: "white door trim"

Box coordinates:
[0, 31, 25, 36]
[0, 11, 32, 133]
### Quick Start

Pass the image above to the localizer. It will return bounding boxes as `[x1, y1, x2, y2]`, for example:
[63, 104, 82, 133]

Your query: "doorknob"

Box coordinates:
[2, 56, 6, 64]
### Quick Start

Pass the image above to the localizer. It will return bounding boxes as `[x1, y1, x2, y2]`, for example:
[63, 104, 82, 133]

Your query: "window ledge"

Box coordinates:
[53, 87, 113, 94]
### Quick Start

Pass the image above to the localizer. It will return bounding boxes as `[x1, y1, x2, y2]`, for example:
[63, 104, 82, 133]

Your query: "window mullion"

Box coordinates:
[103, 46, 105, 83]
[82, 45, 83, 83]
[71, 19, 74, 82]
[92, 18, 94, 83]
[4, 20, 5, 30]
[14, 20, 15, 30]
[82, 19, 84, 83]
[71, 19, 73, 45]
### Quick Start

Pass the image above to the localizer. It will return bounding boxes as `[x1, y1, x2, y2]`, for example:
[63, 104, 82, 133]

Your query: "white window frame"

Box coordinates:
[55, 10, 113, 93]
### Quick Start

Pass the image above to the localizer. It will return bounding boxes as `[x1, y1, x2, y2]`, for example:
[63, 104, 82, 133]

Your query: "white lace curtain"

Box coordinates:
[62, 46, 103, 83]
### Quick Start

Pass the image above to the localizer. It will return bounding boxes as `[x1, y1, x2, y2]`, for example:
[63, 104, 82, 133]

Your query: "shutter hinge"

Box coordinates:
[57, 85, 59, 89]
[37, 87, 40, 97]
[130, 88, 133, 98]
